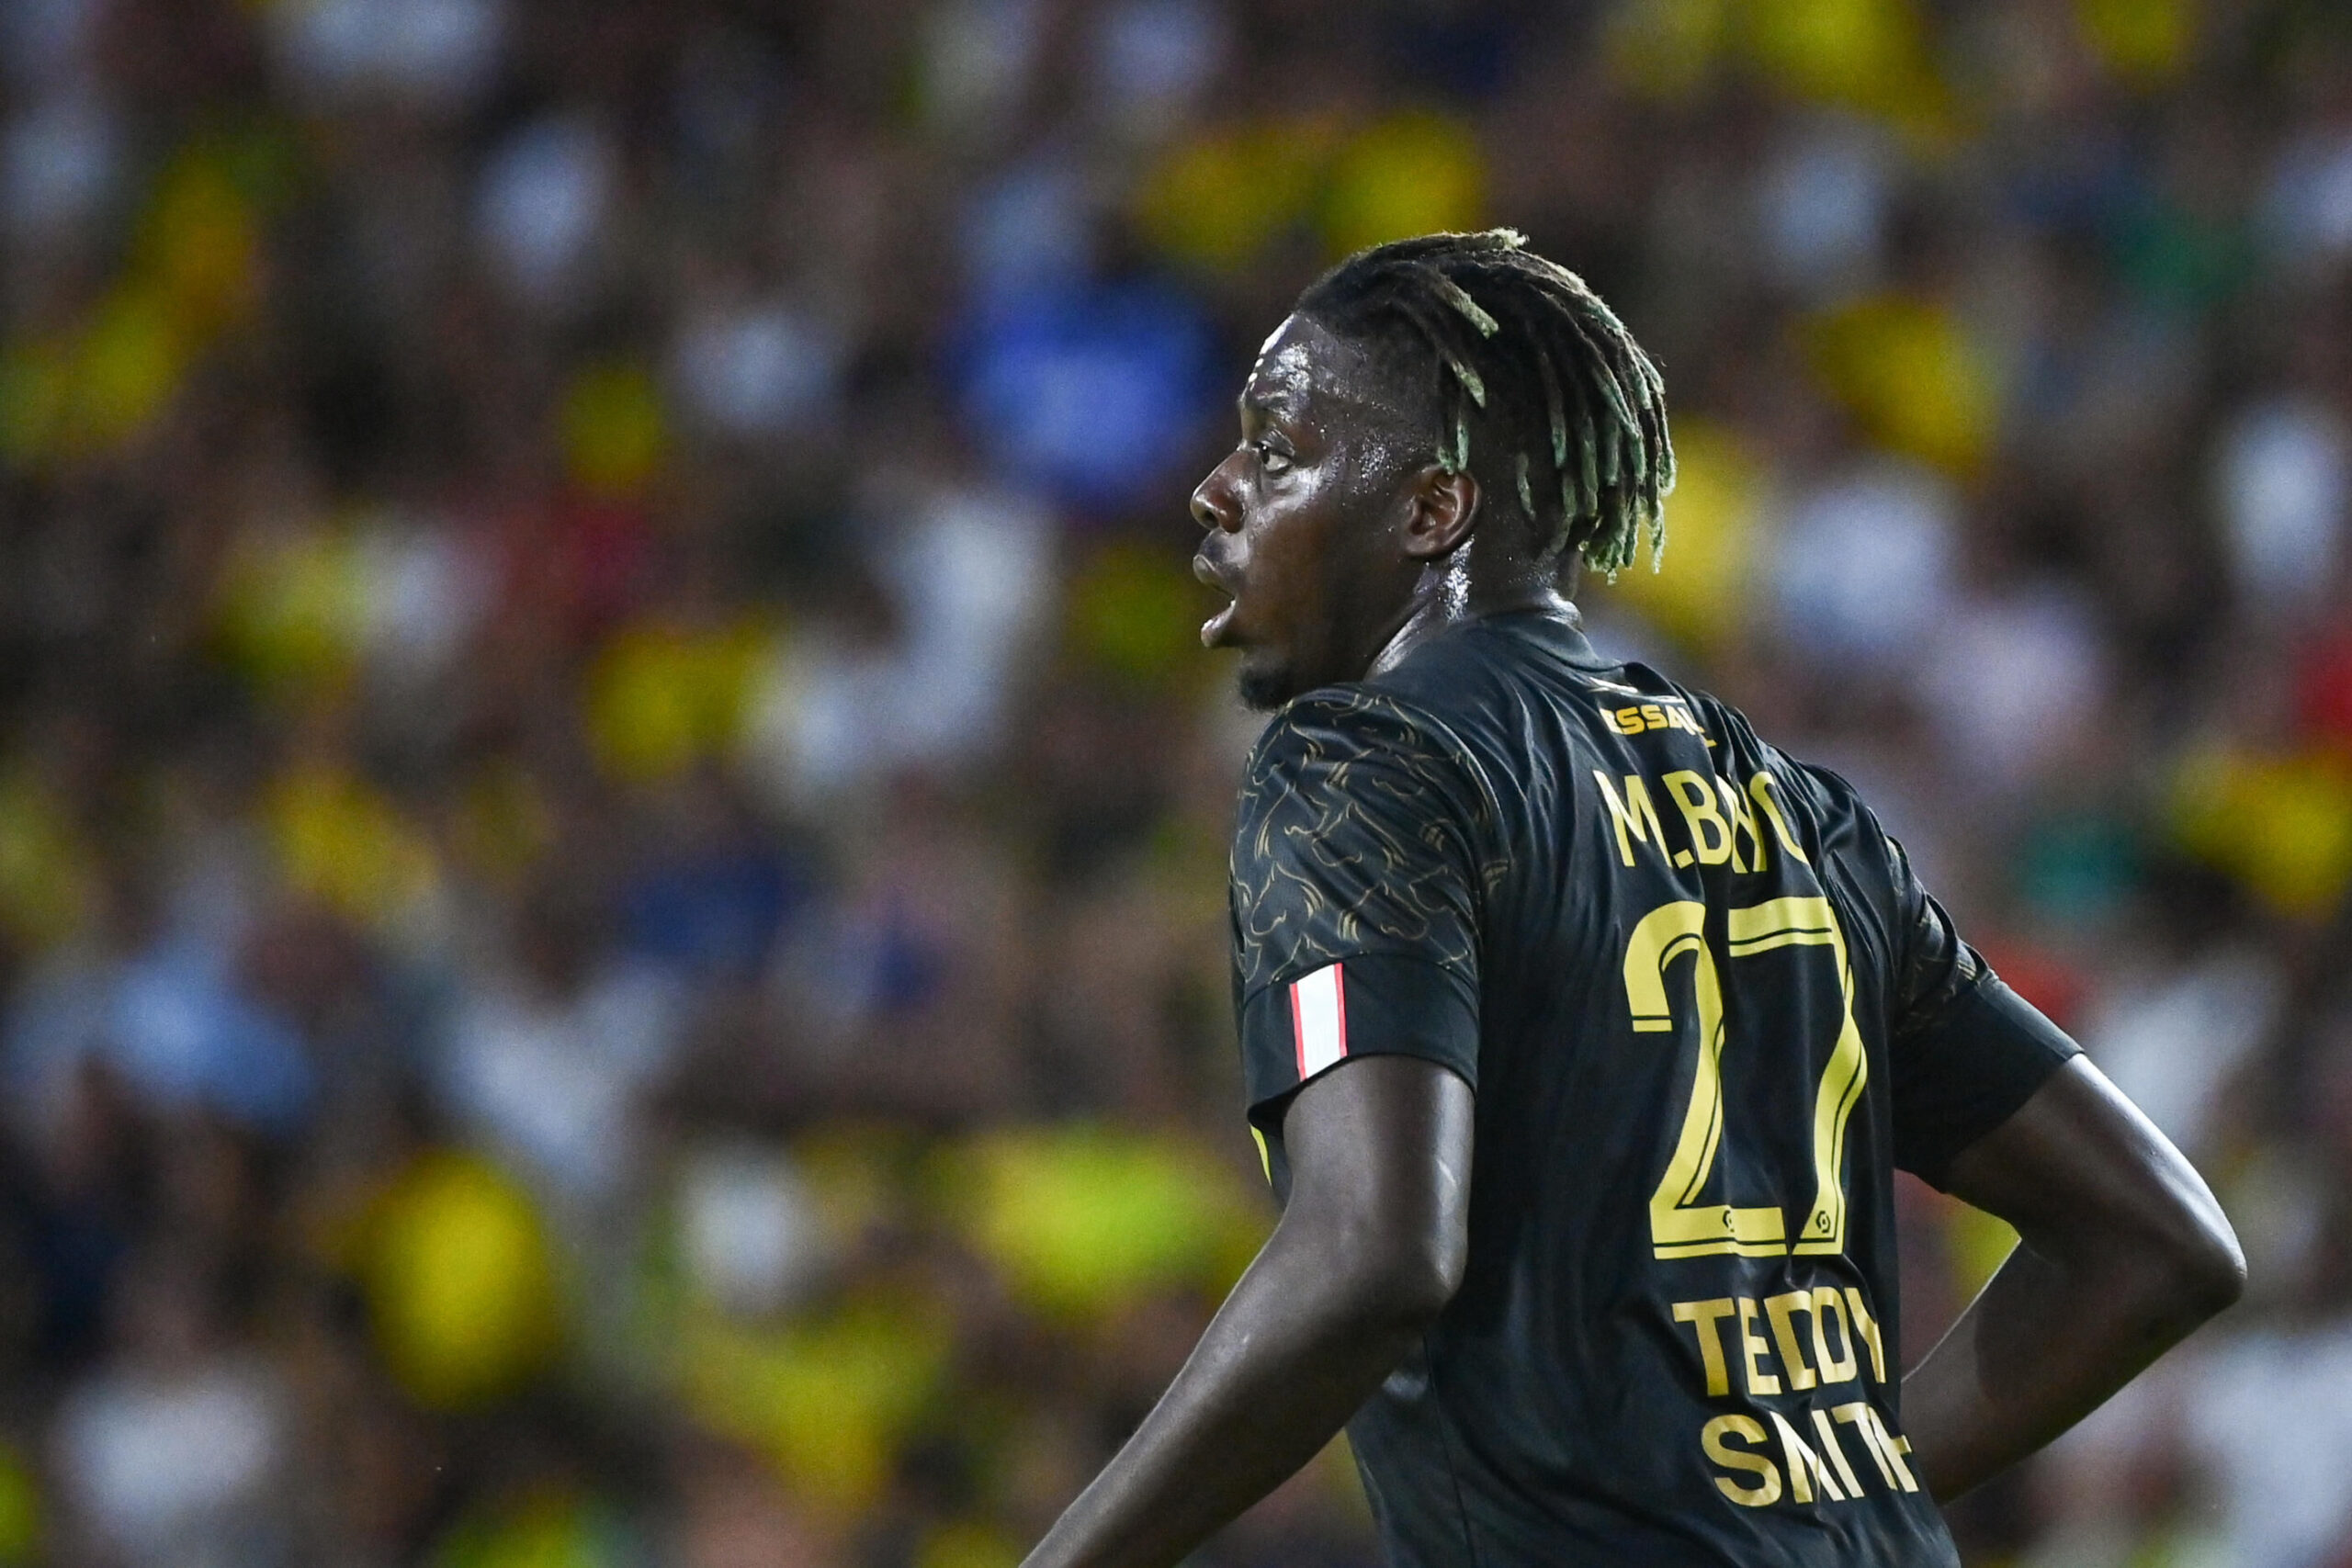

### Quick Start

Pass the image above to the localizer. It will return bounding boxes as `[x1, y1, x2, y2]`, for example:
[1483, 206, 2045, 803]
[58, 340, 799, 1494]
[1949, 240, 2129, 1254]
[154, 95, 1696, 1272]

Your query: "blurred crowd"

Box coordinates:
[0, 0, 2349, 1563]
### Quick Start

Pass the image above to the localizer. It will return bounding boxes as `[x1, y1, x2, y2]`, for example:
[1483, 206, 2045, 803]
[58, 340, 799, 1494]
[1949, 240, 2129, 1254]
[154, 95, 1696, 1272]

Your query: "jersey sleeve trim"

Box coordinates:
[1241, 951, 1479, 1129]
[1289, 962, 1351, 1079]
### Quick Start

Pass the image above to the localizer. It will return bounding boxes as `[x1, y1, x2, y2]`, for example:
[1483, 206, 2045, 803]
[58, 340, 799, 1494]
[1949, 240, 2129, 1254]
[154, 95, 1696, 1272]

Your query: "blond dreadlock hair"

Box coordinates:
[1295, 229, 1674, 580]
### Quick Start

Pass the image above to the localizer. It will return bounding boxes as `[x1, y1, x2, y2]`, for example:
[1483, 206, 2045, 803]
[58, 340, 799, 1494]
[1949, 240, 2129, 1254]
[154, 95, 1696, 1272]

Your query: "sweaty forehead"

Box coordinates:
[1240, 314, 1429, 434]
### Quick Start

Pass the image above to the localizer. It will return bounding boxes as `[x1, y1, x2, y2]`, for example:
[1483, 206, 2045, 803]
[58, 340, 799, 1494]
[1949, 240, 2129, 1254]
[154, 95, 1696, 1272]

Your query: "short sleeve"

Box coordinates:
[1883, 835, 2081, 1187]
[1228, 691, 1488, 1126]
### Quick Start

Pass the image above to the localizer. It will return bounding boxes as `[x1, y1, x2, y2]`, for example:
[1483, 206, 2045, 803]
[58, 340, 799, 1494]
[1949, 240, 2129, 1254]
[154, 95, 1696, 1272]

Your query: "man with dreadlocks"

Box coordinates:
[1021, 232, 2241, 1568]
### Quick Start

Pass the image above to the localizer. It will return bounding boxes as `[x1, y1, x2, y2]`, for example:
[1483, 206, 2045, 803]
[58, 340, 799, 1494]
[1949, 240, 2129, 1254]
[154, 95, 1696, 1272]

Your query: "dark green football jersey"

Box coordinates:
[1228, 609, 2077, 1567]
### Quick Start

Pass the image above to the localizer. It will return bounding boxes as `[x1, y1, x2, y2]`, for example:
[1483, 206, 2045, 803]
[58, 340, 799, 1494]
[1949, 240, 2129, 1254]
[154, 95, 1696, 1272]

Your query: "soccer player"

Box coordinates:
[1021, 231, 2244, 1567]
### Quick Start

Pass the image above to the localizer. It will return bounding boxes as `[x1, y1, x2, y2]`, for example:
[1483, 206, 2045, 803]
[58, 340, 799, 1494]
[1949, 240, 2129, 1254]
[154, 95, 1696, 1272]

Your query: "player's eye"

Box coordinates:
[1254, 437, 1293, 474]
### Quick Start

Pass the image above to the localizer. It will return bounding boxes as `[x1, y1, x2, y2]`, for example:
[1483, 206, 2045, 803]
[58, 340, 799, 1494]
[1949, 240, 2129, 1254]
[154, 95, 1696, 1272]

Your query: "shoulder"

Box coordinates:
[1683, 693, 1878, 852]
[1753, 744, 1898, 877]
[1725, 733, 1942, 969]
[1238, 683, 1494, 841]
[1666, 688, 1923, 902]
[1229, 688, 1495, 997]
[1265, 615, 1561, 800]
[1248, 682, 1442, 765]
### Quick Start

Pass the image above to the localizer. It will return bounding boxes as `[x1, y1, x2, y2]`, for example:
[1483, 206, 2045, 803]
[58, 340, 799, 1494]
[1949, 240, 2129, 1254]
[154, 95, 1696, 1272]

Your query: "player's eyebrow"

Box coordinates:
[1237, 382, 1306, 426]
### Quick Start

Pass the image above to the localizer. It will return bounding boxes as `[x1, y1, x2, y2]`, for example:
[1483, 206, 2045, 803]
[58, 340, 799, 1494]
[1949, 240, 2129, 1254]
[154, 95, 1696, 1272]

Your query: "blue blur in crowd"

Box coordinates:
[7, 939, 314, 1137]
[622, 847, 807, 981]
[956, 278, 1216, 511]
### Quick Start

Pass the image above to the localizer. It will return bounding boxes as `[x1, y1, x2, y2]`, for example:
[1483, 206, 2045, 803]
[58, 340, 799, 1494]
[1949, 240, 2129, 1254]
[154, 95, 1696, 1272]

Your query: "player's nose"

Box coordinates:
[1191, 457, 1243, 534]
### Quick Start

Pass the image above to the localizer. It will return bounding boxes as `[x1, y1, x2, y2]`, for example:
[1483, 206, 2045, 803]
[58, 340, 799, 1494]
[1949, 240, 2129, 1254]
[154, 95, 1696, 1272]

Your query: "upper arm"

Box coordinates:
[1278, 1054, 1476, 1316]
[1939, 1055, 2245, 1303]
[1231, 693, 1487, 1128]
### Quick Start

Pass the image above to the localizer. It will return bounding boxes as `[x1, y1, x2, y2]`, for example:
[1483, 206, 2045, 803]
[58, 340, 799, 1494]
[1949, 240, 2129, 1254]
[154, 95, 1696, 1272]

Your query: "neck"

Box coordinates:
[1364, 536, 1571, 681]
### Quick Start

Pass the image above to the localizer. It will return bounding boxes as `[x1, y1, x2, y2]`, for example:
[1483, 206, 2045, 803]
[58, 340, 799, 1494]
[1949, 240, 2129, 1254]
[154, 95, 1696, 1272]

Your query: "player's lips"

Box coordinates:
[1194, 552, 1242, 647]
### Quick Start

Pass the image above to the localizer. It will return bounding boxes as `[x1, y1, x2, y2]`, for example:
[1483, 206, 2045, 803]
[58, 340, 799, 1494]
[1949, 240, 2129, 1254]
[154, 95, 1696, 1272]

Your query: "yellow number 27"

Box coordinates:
[1623, 897, 1870, 1260]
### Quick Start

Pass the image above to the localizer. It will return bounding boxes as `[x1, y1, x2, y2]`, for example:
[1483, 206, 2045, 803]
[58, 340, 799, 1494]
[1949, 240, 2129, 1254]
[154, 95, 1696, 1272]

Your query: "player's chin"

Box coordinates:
[1234, 649, 1303, 713]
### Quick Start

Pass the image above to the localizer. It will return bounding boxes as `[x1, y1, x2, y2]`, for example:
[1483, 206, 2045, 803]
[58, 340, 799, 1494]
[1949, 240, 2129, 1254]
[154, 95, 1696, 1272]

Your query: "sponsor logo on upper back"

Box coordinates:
[1602, 698, 1712, 742]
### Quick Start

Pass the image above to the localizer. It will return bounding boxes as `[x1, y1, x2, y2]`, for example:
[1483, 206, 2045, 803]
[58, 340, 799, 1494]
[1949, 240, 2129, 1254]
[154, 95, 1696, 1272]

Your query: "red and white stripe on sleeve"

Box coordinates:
[1287, 962, 1350, 1079]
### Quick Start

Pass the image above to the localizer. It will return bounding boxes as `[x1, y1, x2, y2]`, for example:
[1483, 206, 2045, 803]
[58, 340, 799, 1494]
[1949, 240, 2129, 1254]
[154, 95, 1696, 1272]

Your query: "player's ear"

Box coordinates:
[1399, 464, 1480, 561]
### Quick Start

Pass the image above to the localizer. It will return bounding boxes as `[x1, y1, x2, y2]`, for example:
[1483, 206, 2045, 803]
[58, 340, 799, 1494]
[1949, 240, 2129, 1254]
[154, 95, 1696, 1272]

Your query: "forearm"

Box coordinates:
[1021, 1224, 1426, 1568]
[1901, 1236, 2229, 1501]
[1901, 1060, 2245, 1500]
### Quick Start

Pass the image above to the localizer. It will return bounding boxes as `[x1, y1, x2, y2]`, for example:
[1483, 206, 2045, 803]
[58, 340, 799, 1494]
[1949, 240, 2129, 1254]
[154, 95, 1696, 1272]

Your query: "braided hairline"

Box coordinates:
[1295, 229, 1675, 580]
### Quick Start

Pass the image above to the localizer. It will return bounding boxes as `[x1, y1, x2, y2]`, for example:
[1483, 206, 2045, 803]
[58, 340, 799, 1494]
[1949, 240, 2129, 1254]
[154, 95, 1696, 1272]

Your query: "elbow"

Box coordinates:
[2038, 1190, 2246, 1335]
[1360, 1228, 1466, 1331]
[1317, 1223, 1462, 1334]
[2164, 1214, 2246, 1321]
[1383, 1247, 1464, 1331]
[2111, 1207, 2245, 1331]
